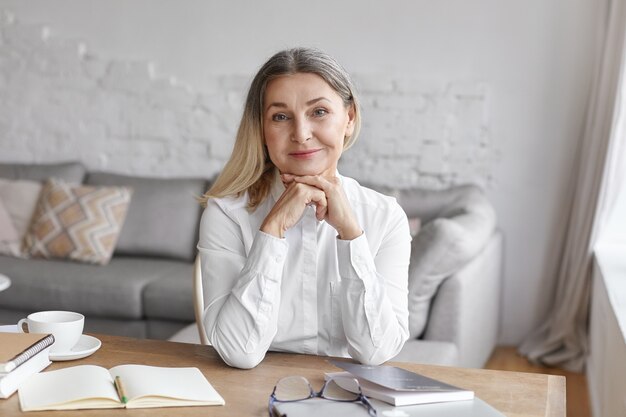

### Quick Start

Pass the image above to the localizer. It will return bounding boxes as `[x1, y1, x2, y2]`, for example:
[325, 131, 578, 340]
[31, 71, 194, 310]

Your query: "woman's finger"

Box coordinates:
[307, 186, 327, 210]
[316, 204, 327, 221]
[312, 191, 328, 220]
[280, 173, 296, 187]
[291, 175, 335, 194]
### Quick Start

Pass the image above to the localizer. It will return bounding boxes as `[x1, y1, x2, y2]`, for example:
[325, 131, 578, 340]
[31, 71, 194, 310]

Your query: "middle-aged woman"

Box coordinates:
[198, 47, 411, 369]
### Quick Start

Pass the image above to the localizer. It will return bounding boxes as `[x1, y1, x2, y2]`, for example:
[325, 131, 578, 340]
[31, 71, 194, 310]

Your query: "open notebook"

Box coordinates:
[18, 364, 225, 411]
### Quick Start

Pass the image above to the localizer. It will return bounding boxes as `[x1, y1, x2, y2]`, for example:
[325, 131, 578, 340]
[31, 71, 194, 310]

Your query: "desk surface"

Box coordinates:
[0, 334, 565, 417]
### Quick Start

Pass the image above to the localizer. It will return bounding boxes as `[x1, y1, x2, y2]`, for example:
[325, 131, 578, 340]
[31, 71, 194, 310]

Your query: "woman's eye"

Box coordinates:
[313, 108, 328, 117]
[272, 113, 289, 121]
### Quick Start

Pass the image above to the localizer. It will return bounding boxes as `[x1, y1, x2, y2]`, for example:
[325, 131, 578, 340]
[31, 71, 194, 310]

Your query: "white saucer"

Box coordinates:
[49, 334, 102, 361]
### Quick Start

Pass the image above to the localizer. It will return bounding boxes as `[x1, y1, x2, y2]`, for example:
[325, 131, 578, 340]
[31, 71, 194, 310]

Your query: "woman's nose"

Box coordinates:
[291, 118, 311, 143]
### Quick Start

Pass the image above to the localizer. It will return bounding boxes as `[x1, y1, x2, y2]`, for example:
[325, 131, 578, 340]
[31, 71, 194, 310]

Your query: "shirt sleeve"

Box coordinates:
[336, 201, 411, 365]
[197, 199, 288, 369]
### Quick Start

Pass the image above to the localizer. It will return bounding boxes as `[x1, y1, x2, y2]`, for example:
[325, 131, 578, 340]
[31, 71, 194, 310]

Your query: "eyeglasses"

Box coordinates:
[268, 375, 377, 416]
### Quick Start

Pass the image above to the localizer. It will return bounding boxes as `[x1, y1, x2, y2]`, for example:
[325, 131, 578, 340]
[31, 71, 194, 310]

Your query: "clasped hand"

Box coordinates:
[260, 174, 362, 240]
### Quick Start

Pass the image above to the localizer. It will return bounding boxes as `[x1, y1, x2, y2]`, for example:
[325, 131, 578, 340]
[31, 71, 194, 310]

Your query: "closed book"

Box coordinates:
[327, 360, 474, 406]
[0, 347, 52, 399]
[0, 333, 55, 374]
[273, 396, 505, 417]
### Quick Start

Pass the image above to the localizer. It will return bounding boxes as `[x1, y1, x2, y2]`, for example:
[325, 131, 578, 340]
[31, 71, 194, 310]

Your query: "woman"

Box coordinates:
[199, 47, 410, 369]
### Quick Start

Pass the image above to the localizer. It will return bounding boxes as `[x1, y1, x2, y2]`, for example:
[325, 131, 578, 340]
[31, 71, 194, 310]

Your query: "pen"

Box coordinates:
[114, 376, 128, 404]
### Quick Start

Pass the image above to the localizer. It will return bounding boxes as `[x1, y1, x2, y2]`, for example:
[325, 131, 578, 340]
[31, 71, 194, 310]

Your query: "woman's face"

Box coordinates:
[263, 72, 355, 178]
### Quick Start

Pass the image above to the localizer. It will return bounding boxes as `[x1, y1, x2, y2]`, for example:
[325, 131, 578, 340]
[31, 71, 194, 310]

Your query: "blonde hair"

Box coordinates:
[200, 47, 362, 209]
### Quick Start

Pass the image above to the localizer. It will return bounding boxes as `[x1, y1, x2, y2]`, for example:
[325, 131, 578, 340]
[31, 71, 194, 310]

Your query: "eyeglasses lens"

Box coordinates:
[323, 377, 360, 401]
[274, 376, 313, 401]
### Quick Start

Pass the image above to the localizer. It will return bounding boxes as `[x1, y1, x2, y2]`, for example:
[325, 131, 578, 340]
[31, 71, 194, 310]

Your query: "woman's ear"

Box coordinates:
[345, 104, 356, 136]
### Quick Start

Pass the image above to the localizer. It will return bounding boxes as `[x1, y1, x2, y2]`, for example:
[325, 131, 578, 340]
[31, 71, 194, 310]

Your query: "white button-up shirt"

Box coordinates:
[198, 172, 411, 369]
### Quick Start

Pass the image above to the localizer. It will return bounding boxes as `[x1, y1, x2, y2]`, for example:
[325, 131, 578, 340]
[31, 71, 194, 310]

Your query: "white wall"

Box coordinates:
[0, 0, 602, 344]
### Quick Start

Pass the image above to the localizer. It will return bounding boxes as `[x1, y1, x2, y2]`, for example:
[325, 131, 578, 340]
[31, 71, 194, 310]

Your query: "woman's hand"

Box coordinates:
[260, 181, 328, 238]
[281, 174, 362, 240]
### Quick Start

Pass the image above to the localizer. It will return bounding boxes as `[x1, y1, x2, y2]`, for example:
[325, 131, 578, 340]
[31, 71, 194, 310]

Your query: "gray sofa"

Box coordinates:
[0, 161, 502, 368]
[0, 161, 207, 340]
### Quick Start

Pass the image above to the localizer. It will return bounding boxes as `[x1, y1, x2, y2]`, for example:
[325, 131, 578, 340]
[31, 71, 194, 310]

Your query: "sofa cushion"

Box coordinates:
[0, 255, 192, 319]
[399, 185, 497, 339]
[168, 323, 201, 344]
[0, 161, 85, 184]
[86, 172, 208, 262]
[0, 179, 43, 257]
[391, 339, 459, 366]
[144, 274, 195, 322]
[23, 179, 132, 265]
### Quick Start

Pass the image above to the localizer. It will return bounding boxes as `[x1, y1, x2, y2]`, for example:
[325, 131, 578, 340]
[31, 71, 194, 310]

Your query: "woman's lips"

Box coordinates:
[289, 149, 322, 159]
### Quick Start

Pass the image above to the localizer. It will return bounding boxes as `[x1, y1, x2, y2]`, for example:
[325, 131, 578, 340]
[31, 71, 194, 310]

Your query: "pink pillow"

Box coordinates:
[408, 217, 421, 237]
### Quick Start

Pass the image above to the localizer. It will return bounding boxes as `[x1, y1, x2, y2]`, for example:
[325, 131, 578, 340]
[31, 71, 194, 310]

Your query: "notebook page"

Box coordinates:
[19, 365, 120, 410]
[109, 364, 224, 404]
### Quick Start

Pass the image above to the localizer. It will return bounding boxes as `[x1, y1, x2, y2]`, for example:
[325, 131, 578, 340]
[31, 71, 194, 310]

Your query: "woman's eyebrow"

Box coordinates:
[265, 97, 331, 112]
[265, 102, 288, 112]
[306, 97, 330, 105]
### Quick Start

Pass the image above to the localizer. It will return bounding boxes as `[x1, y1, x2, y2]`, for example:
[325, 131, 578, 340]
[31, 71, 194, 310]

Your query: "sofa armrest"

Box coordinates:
[405, 184, 497, 338]
[422, 229, 504, 368]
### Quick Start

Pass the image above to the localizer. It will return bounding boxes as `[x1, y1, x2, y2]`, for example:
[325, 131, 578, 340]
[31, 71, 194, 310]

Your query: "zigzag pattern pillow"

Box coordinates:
[23, 179, 132, 265]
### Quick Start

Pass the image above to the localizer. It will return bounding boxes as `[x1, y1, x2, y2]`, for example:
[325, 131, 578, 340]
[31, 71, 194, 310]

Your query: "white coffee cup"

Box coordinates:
[18, 311, 84, 353]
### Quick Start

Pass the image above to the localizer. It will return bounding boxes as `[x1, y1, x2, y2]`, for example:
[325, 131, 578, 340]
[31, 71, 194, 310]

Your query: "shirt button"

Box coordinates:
[275, 255, 283, 263]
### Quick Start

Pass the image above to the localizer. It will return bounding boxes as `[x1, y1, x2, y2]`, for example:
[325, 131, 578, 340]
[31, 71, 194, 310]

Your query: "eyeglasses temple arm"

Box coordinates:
[361, 395, 377, 417]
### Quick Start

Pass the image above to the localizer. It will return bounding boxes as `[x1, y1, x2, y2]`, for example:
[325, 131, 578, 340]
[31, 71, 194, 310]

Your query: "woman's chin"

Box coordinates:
[277, 164, 336, 178]
[279, 168, 324, 177]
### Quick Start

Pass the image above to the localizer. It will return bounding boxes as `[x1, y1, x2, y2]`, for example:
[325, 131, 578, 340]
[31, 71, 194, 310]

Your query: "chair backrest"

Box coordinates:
[193, 255, 210, 345]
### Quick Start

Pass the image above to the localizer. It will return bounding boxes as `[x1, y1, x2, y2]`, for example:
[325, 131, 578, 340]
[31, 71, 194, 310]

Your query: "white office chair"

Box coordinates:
[193, 255, 210, 345]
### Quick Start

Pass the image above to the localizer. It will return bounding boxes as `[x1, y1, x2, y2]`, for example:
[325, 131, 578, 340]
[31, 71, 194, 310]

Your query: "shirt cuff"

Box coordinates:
[245, 231, 289, 282]
[337, 233, 377, 283]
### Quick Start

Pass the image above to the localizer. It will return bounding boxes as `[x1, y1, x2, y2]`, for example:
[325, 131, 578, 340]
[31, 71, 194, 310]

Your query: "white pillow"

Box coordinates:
[0, 199, 18, 241]
[407, 187, 496, 339]
[0, 178, 43, 257]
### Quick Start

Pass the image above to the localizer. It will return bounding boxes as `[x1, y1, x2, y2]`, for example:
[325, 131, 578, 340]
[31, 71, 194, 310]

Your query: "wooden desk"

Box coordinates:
[0, 334, 565, 416]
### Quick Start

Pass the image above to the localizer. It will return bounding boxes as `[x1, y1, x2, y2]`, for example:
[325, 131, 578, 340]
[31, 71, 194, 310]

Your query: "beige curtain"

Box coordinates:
[519, 0, 626, 372]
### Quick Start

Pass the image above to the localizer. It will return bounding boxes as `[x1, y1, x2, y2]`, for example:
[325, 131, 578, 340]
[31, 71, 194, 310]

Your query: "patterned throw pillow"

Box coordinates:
[23, 179, 132, 265]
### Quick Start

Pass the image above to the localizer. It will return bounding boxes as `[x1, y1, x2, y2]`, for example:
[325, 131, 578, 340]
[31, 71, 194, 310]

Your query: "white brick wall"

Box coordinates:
[0, 12, 497, 188]
[344, 75, 496, 188]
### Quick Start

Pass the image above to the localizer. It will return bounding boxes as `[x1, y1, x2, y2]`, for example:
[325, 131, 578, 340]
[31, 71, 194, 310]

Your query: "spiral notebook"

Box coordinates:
[0, 333, 54, 374]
